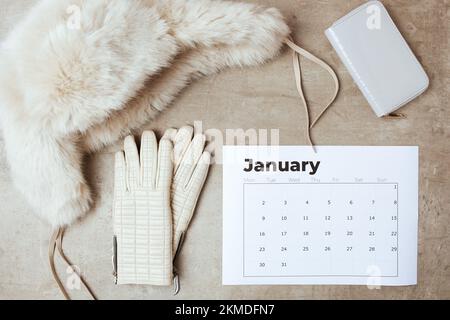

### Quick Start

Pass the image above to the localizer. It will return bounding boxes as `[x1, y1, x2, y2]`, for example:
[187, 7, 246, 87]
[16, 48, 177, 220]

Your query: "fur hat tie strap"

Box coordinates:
[48, 228, 97, 300]
[285, 38, 340, 151]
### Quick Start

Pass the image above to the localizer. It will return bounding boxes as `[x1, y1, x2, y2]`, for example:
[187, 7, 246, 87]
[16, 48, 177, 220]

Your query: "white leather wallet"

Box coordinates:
[325, 1, 429, 117]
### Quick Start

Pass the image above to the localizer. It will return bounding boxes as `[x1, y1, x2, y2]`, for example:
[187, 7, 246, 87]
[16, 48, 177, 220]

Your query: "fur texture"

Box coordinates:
[0, 0, 289, 227]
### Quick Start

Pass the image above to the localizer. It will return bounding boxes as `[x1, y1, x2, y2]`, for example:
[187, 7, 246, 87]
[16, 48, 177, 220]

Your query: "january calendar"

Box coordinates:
[223, 146, 418, 286]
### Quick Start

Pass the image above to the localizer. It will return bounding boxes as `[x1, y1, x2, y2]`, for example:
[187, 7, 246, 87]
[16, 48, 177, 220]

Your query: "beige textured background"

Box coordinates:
[0, 0, 448, 300]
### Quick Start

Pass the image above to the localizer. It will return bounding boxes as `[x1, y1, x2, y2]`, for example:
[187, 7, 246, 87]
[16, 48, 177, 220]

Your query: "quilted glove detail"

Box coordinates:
[163, 126, 211, 255]
[113, 131, 173, 285]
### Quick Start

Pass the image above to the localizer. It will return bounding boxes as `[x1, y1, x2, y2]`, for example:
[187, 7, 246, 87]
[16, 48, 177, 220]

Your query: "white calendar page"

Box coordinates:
[223, 146, 418, 286]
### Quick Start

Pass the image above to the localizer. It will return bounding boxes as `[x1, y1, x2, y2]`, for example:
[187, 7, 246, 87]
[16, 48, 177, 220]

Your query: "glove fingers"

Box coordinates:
[173, 151, 211, 253]
[187, 151, 211, 192]
[140, 131, 158, 188]
[114, 151, 127, 193]
[174, 126, 194, 171]
[164, 126, 194, 173]
[124, 136, 140, 190]
[156, 138, 173, 189]
[174, 133, 206, 189]
[162, 128, 177, 141]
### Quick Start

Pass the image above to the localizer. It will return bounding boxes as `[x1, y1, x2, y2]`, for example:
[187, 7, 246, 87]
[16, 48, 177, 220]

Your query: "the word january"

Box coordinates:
[243, 158, 320, 175]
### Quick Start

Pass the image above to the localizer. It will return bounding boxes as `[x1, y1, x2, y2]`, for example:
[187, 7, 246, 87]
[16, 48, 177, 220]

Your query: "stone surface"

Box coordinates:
[0, 0, 448, 300]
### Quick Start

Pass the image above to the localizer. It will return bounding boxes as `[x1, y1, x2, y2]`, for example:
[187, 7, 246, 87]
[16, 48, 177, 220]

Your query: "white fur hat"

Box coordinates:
[0, 0, 289, 227]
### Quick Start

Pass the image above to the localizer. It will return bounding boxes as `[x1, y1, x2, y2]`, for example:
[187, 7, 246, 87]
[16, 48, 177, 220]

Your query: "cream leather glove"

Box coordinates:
[163, 127, 211, 256]
[113, 132, 173, 285]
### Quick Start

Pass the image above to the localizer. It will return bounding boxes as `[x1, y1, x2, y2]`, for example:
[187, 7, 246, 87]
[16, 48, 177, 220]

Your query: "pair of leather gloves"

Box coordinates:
[113, 127, 210, 289]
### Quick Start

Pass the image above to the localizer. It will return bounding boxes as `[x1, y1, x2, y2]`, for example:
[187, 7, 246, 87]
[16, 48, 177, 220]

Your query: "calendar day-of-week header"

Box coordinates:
[243, 159, 321, 175]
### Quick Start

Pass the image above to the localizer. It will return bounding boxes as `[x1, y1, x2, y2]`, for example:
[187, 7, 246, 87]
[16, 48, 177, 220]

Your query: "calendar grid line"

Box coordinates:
[396, 183, 399, 277]
[245, 183, 401, 185]
[243, 183, 245, 279]
[243, 275, 402, 278]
